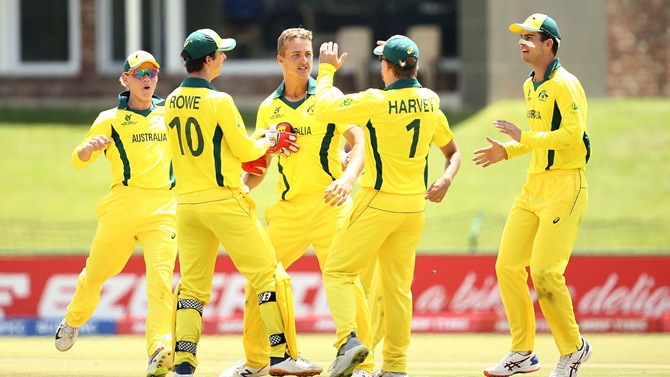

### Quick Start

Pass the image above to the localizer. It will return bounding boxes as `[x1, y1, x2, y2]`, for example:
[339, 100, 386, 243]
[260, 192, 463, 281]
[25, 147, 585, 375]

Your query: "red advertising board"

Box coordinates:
[1, 254, 669, 335]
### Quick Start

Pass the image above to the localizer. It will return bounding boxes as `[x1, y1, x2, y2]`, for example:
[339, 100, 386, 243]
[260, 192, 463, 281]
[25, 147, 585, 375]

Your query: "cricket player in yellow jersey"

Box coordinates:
[219, 27, 366, 377]
[473, 14, 592, 377]
[55, 50, 177, 377]
[357, 104, 462, 360]
[315, 35, 461, 377]
[163, 29, 318, 377]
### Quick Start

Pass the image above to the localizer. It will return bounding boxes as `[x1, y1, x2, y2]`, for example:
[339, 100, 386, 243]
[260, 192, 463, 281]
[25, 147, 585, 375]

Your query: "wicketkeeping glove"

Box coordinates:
[266, 122, 299, 156]
[242, 155, 268, 176]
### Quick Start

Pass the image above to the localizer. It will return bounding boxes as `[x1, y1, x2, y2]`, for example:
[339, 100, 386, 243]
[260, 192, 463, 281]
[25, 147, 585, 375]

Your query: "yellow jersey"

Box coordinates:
[72, 91, 174, 191]
[256, 77, 355, 200]
[504, 59, 591, 174]
[164, 77, 265, 195]
[315, 63, 453, 195]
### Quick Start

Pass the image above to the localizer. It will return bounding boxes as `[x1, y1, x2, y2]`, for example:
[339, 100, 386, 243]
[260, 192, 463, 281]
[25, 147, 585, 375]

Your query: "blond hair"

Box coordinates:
[277, 28, 312, 56]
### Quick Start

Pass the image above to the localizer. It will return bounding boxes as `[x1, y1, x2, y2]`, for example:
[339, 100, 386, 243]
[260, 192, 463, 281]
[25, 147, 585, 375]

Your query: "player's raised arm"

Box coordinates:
[473, 136, 508, 168]
[318, 41, 347, 71]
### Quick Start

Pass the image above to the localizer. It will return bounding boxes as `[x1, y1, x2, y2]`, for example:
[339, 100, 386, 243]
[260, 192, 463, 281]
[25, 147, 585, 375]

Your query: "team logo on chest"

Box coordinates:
[270, 105, 283, 120]
[121, 113, 137, 126]
[306, 104, 314, 116]
[538, 90, 549, 102]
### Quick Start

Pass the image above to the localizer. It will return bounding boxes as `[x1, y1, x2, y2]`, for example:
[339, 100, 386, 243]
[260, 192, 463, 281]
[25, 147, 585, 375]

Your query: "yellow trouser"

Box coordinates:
[324, 188, 425, 374]
[65, 186, 177, 357]
[173, 187, 288, 369]
[242, 192, 374, 371]
[360, 261, 385, 352]
[496, 169, 588, 356]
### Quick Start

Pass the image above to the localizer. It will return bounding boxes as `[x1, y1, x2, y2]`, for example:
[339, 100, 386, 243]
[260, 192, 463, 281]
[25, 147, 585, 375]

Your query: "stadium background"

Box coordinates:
[0, 0, 669, 339]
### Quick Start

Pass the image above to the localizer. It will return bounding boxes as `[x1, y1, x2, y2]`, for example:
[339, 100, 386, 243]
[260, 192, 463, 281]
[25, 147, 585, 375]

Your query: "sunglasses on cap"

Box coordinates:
[129, 69, 159, 79]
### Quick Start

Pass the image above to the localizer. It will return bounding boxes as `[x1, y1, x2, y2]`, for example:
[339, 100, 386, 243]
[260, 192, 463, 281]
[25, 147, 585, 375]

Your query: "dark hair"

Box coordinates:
[539, 33, 559, 55]
[181, 50, 217, 73]
[387, 56, 419, 79]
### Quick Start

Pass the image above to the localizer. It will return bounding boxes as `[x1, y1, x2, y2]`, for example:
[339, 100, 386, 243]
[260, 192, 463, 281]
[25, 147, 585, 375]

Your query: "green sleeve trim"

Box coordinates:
[110, 126, 130, 186]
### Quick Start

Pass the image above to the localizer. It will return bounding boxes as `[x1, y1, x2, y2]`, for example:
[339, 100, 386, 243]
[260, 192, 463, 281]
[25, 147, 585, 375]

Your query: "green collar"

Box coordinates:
[274, 77, 316, 109]
[116, 90, 163, 116]
[384, 78, 422, 90]
[273, 76, 317, 99]
[180, 77, 218, 91]
[528, 58, 562, 86]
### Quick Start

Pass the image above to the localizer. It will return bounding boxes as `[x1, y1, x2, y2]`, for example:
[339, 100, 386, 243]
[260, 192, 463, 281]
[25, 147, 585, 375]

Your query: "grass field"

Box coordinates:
[1, 100, 669, 375]
[0, 99, 669, 253]
[1, 333, 669, 376]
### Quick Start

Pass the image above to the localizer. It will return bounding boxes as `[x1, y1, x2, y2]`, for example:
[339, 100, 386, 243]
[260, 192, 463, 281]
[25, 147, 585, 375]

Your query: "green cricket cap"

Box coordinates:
[182, 28, 236, 61]
[373, 35, 419, 67]
[123, 50, 160, 72]
[509, 13, 561, 46]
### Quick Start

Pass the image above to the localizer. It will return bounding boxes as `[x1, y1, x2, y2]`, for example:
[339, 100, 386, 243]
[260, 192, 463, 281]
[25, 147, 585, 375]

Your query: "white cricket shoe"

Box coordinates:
[328, 332, 369, 377]
[219, 359, 270, 377]
[371, 370, 407, 377]
[147, 346, 173, 377]
[353, 369, 372, 377]
[484, 351, 541, 376]
[270, 355, 323, 376]
[54, 319, 78, 352]
[549, 337, 593, 377]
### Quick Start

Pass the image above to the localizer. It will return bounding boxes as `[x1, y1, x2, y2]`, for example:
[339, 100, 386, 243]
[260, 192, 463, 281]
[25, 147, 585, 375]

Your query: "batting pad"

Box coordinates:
[170, 281, 181, 357]
[275, 262, 298, 359]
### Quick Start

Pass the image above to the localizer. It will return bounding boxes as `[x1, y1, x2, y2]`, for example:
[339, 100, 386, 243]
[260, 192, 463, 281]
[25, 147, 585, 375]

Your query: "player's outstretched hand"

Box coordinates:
[473, 136, 507, 168]
[319, 42, 347, 71]
[84, 135, 112, 152]
[324, 177, 352, 207]
[77, 134, 112, 162]
[493, 119, 522, 142]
